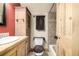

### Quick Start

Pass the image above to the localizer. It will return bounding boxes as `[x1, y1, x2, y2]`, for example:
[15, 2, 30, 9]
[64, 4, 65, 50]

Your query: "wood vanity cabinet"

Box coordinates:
[56, 3, 79, 56]
[17, 41, 26, 56]
[3, 48, 17, 56]
[2, 37, 29, 56]
[17, 38, 29, 56]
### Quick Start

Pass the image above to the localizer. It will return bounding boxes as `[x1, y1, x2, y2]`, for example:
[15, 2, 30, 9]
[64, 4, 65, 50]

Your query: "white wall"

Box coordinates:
[31, 12, 48, 49]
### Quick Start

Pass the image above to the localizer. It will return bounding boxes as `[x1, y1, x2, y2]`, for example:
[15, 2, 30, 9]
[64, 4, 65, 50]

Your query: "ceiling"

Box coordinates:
[21, 3, 53, 14]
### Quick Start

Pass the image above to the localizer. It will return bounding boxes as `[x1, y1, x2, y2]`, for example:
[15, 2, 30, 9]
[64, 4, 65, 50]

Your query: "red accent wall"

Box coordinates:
[0, 4, 15, 36]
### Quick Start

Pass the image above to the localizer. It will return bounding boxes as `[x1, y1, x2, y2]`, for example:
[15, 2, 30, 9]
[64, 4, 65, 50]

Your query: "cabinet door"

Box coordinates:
[3, 48, 17, 56]
[17, 41, 26, 56]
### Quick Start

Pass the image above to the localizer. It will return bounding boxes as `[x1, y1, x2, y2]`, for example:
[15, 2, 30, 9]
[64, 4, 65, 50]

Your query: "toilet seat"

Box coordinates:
[34, 45, 44, 53]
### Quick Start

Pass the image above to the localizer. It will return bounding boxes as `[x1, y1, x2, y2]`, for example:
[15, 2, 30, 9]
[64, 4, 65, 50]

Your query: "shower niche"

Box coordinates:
[36, 16, 45, 31]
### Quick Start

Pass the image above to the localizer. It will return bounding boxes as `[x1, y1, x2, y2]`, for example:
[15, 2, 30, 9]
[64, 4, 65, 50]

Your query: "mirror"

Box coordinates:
[0, 3, 6, 26]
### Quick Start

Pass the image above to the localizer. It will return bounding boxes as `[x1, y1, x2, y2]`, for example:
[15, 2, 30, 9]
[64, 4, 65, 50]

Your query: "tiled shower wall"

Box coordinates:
[48, 12, 56, 44]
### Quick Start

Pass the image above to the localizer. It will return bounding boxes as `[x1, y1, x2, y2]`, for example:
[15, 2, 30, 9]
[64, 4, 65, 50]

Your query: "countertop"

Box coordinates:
[0, 36, 28, 55]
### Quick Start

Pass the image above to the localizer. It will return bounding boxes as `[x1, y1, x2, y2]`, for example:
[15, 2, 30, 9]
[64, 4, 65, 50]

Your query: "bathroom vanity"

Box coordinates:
[0, 36, 29, 56]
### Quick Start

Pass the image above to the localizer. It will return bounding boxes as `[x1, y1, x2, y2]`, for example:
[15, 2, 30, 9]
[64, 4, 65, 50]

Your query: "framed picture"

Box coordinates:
[36, 16, 45, 31]
[0, 3, 6, 25]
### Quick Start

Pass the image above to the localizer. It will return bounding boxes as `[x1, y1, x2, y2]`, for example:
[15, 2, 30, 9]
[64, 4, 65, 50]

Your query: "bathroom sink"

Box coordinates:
[0, 36, 20, 45]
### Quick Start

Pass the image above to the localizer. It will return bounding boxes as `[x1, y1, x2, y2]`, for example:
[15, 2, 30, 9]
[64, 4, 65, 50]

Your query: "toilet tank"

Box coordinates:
[33, 37, 45, 45]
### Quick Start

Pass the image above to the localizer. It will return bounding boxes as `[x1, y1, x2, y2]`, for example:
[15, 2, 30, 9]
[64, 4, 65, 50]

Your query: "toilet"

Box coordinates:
[33, 37, 45, 56]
